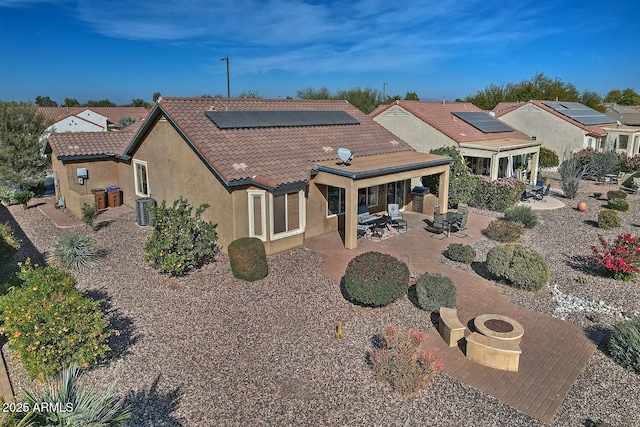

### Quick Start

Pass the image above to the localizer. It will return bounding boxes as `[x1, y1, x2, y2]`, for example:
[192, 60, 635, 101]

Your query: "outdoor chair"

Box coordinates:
[612, 171, 625, 185]
[429, 212, 446, 239]
[454, 211, 469, 238]
[634, 178, 640, 194]
[521, 190, 534, 202]
[534, 184, 550, 201]
[388, 203, 403, 222]
[535, 179, 545, 188]
[357, 204, 378, 224]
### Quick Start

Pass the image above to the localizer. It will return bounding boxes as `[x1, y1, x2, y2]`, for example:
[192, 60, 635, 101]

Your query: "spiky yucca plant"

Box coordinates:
[49, 230, 99, 270]
[15, 365, 130, 427]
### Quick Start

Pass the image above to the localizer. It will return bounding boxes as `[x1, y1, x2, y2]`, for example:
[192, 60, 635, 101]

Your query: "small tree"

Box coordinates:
[144, 197, 220, 276]
[558, 149, 590, 199]
[589, 149, 618, 178]
[539, 147, 559, 169]
[422, 146, 474, 207]
[81, 203, 100, 230]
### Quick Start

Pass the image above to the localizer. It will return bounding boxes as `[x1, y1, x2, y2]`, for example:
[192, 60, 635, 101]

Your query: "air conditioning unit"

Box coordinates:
[136, 197, 155, 227]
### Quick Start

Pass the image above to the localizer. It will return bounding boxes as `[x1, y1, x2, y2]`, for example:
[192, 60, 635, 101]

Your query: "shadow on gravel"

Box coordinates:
[0, 205, 47, 282]
[85, 289, 139, 363]
[583, 219, 600, 228]
[125, 375, 184, 427]
[564, 254, 601, 276]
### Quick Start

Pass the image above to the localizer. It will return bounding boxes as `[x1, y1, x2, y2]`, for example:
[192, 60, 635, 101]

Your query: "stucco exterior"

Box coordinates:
[498, 103, 604, 155]
[603, 126, 640, 157]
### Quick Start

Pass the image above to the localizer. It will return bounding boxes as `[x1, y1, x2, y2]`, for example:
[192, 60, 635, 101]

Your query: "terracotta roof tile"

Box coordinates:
[37, 106, 149, 126]
[142, 97, 416, 189]
[47, 131, 133, 158]
[371, 100, 532, 143]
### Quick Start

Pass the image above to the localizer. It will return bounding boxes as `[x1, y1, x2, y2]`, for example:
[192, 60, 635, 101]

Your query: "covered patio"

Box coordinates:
[460, 138, 541, 184]
[313, 151, 452, 250]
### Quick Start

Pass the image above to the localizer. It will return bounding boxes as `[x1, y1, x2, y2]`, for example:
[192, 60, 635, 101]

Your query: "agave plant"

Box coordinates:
[13, 190, 34, 209]
[15, 365, 130, 427]
[0, 185, 15, 206]
[49, 230, 99, 270]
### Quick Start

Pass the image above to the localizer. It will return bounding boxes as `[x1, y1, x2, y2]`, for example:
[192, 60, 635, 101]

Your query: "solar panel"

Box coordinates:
[205, 110, 360, 129]
[452, 112, 514, 133]
[540, 102, 614, 126]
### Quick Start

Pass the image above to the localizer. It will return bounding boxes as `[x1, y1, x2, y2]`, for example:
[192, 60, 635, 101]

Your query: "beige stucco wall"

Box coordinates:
[52, 155, 123, 218]
[499, 104, 593, 155]
[373, 105, 457, 151]
[604, 128, 640, 157]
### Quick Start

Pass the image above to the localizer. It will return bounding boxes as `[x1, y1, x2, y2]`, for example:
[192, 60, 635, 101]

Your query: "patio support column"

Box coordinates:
[529, 149, 539, 185]
[490, 153, 500, 180]
[344, 179, 358, 249]
[438, 170, 449, 213]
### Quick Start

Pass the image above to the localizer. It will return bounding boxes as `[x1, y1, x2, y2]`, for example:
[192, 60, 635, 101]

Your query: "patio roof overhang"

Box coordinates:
[458, 138, 541, 153]
[313, 151, 452, 250]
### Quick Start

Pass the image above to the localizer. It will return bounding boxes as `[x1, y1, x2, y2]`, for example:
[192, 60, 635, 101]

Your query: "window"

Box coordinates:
[133, 160, 149, 197]
[327, 186, 345, 216]
[620, 135, 629, 150]
[587, 138, 593, 148]
[270, 189, 305, 240]
[358, 186, 378, 208]
[248, 190, 266, 241]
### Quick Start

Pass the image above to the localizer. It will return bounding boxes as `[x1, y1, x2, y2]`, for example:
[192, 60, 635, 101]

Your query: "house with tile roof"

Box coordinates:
[45, 97, 453, 254]
[603, 103, 640, 126]
[491, 100, 640, 156]
[371, 100, 541, 183]
[38, 106, 149, 134]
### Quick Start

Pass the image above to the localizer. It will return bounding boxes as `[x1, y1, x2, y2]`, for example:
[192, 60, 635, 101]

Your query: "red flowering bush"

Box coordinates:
[369, 325, 442, 394]
[590, 234, 640, 281]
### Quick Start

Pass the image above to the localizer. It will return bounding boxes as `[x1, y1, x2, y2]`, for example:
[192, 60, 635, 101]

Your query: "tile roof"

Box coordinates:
[127, 97, 417, 189]
[602, 103, 640, 126]
[371, 100, 532, 144]
[37, 106, 149, 126]
[46, 127, 136, 158]
[493, 100, 617, 136]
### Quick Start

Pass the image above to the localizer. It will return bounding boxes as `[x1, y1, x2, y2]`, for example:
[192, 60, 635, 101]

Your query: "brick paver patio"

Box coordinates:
[305, 211, 596, 424]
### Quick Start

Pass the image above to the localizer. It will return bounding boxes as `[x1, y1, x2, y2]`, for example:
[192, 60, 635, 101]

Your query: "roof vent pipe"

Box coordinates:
[442, 96, 446, 105]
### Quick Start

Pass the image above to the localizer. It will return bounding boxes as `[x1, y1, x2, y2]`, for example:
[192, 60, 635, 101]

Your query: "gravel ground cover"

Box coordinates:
[1, 186, 639, 426]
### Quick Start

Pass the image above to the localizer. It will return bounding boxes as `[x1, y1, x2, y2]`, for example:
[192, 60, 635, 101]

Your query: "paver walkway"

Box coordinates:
[305, 211, 596, 424]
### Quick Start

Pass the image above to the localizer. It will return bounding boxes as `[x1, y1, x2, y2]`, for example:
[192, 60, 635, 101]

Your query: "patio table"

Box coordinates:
[442, 212, 460, 237]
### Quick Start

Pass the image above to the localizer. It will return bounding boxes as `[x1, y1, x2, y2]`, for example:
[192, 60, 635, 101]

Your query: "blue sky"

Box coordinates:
[0, 0, 638, 105]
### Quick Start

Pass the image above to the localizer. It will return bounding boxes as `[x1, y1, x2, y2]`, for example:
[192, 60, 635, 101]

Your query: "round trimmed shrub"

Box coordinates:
[607, 197, 629, 212]
[415, 273, 456, 311]
[486, 244, 550, 291]
[343, 251, 409, 307]
[445, 243, 476, 264]
[503, 205, 538, 229]
[605, 316, 640, 374]
[228, 237, 268, 282]
[598, 209, 622, 229]
[483, 219, 524, 242]
[607, 190, 627, 200]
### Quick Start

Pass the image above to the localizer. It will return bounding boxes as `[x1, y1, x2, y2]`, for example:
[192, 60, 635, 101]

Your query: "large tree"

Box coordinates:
[605, 88, 640, 106]
[296, 86, 383, 114]
[34, 96, 58, 107]
[0, 101, 52, 187]
[63, 97, 80, 107]
[85, 99, 116, 107]
[296, 86, 332, 100]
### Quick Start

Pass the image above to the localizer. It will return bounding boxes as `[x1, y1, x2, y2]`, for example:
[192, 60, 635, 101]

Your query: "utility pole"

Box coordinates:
[220, 57, 230, 98]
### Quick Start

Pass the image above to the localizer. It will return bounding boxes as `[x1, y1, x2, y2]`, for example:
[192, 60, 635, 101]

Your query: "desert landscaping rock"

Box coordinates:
[1, 179, 639, 426]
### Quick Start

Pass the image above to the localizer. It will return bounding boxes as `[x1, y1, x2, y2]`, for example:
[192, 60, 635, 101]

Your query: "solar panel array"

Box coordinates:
[452, 112, 514, 133]
[541, 102, 614, 126]
[205, 110, 360, 129]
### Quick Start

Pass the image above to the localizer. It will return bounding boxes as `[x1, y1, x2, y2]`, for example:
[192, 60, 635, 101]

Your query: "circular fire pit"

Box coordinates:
[474, 314, 524, 344]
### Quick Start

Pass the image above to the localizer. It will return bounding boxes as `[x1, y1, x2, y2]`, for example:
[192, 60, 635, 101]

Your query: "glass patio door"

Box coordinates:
[386, 180, 405, 209]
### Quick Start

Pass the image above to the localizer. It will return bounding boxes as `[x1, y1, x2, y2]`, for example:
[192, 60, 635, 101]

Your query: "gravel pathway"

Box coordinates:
[1, 187, 639, 426]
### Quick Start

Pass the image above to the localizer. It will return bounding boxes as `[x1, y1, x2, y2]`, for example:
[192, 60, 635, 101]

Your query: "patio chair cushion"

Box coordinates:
[388, 203, 403, 221]
[357, 212, 378, 224]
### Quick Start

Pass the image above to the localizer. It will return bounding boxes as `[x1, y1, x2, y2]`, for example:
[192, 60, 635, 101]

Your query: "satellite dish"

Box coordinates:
[489, 111, 496, 117]
[616, 120, 622, 127]
[337, 147, 353, 165]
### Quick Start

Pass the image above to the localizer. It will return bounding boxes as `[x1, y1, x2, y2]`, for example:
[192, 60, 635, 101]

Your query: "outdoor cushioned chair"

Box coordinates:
[357, 204, 378, 224]
[534, 184, 551, 201]
[429, 212, 446, 239]
[535, 179, 545, 188]
[388, 203, 403, 221]
[612, 171, 625, 185]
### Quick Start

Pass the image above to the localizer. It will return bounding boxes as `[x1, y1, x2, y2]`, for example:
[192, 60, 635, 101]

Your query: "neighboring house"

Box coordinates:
[601, 124, 640, 157]
[603, 103, 640, 126]
[45, 98, 453, 254]
[371, 100, 541, 184]
[493, 100, 618, 155]
[38, 106, 149, 134]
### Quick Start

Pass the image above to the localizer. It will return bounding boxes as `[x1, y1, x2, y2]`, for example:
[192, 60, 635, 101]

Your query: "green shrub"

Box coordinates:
[144, 197, 220, 276]
[49, 230, 99, 270]
[15, 365, 130, 426]
[0, 261, 112, 381]
[503, 205, 538, 229]
[486, 244, 550, 291]
[607, 190, 627, 200]
[0, 185, 15, 205]
[483, 219, 524, 242]
[343, 251, 409, 307]
[0, 223, 19, 266]
[414, 273, 457, 311]
[468, 176, 526, 212]
[422, 146, 475, 207]
[369, 325, 442, 394]
[228, 237, 268, 282]
[605, 316, 640, 375]
[13, 190, 34, 208]
[444, 243, 476, 264]
[539, 147, 560, 168]
[81, 203, 100, 229]
[598, 209, 622, 229]
[607, 197, 629, 212]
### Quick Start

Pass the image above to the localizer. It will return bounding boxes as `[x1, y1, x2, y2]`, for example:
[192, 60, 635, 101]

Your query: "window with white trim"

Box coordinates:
[620, 135, 629, 150]
[326, 186, 345, 216]
[270, 189, 305, 240]
[133, 160, 150, 197]
[248, 190, 266, 241]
